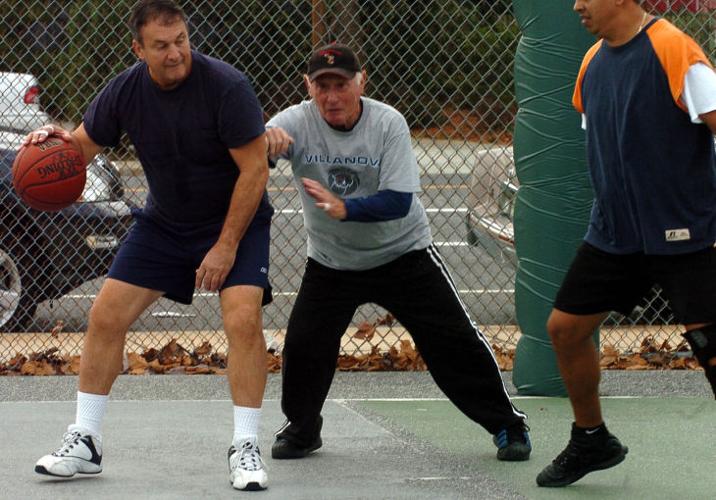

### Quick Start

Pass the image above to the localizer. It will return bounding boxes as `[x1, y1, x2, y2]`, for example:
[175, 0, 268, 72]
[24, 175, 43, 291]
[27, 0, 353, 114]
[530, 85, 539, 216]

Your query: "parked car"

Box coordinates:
[0, 72, 52, 133]
[0, 131, 134, 331]
[465, 146, 674, 324]
[465, 147, 517, 267]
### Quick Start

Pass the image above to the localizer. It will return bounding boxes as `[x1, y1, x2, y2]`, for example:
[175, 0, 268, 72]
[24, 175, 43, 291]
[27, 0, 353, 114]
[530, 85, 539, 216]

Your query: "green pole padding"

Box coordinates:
[511, 0, 596, 396]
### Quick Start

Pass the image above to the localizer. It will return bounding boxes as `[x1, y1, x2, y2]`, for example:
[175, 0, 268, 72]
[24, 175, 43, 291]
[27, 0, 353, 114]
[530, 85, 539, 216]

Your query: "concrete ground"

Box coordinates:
[0, 371, 713, 499]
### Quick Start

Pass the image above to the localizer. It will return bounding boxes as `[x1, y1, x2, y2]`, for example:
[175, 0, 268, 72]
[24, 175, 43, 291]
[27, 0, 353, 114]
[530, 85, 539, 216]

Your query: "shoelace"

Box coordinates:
[552, 441, 586, 469]
[231, 442, 266, 472]
[52, 431, 83, 457]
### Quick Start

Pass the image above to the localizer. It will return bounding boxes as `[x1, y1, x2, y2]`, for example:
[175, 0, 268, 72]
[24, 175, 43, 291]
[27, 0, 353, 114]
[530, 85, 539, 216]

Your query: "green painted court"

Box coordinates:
[358, 397, 715, 500]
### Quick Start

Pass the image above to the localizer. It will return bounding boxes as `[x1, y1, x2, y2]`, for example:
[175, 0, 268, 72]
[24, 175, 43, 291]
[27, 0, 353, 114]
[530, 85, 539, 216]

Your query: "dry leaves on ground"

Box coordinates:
[600, 337, 701, 370]
[353, 313, 395, 341]
[0, 333, 703, 376]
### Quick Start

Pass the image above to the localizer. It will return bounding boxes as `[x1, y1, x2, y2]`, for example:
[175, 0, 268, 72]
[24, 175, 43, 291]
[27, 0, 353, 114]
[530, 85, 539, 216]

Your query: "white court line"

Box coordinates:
[335, 396, 643, 401]
[65, 288, 514, 300]
[432, 241, 469, 247]
[274, 207, 467, 215]
[1, 396, 643, 405]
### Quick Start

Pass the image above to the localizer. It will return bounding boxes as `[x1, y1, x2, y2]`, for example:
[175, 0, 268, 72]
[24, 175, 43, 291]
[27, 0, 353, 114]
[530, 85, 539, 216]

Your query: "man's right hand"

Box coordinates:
[24, 124, 73, 146]
[265, 126, 294, 159]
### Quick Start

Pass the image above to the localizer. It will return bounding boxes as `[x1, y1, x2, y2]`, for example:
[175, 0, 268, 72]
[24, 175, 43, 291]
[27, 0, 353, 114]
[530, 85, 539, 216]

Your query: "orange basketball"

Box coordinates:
[12, 137, 86, 211]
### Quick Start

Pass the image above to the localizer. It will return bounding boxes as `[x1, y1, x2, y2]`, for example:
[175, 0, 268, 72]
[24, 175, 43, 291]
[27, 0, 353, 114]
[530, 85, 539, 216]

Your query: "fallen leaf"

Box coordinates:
[158, 339, 187, 365]
[194, 341, 212, 357]
[376, 313, 395, 326]
[126, 353, 148, 372]
[68, 356, 81, 375]
[50, 320, 64, 338]
[21, 360, 56, 376]
[354, 322, 376, 341]
[185, 365, 212, 375]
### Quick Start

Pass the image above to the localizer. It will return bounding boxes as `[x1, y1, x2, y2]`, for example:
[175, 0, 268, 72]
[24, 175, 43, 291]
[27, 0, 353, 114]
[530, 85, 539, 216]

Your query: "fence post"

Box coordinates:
[312, 0, 327, 47]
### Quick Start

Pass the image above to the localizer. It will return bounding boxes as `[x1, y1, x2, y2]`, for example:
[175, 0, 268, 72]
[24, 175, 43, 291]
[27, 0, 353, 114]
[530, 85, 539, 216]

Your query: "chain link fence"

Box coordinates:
[0, 0, 714, 362]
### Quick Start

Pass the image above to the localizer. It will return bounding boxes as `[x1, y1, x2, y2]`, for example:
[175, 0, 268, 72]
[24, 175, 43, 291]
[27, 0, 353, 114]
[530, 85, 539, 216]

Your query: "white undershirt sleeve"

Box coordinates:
[682, 62, 716, 123]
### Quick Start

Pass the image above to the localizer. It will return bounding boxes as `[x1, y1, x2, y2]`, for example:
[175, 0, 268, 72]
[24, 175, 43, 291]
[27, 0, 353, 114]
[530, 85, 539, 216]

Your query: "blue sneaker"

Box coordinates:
[493, 422, 531, 461]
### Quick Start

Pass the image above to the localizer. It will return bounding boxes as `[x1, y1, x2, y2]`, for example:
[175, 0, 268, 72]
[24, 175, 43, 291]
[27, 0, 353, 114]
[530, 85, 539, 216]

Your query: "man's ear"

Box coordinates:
[359, 69, 367, 90]
[132, 39, 144, 60]
[304, 74, 314, 97]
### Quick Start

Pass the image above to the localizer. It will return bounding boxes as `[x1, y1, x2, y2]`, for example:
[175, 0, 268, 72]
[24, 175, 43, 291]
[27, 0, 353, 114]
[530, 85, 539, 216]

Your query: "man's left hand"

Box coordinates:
[301, 177, 347, 220]
[195, 242, 237, 292]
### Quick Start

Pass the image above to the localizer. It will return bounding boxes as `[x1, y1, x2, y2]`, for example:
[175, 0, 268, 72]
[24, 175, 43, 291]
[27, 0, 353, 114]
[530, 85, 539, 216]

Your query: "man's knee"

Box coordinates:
[546, 311, 595, 349]
[223, 306, 263, 345]
[546, 314, 574, 348]
[87, 301, 129, 336]
[221, 286, 264, 338]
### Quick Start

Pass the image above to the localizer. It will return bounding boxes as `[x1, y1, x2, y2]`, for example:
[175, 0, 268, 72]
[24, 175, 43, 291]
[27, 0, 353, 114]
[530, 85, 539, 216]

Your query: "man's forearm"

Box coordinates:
[217, 166, 269, 248]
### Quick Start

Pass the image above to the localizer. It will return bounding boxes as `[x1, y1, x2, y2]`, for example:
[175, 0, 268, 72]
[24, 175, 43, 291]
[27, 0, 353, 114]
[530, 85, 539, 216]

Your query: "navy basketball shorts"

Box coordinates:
[108, 213, 272, 306]
[554, 242, 716, 325]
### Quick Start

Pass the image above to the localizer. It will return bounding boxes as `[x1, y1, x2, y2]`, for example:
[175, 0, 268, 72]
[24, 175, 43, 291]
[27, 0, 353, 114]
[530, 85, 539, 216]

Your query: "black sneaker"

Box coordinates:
[271, 434, 322, 459]
[537, 429, 628, 487]
[493, 422, 531, 461]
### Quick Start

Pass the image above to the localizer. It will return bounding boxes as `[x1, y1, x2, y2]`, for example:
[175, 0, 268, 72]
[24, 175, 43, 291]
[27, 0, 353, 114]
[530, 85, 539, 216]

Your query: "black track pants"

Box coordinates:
[278, 245, 526, 446]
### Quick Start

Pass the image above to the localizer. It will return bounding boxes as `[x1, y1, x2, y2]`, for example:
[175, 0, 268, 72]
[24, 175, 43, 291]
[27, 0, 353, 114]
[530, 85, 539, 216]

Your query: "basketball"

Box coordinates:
[12, 137, 86, 211]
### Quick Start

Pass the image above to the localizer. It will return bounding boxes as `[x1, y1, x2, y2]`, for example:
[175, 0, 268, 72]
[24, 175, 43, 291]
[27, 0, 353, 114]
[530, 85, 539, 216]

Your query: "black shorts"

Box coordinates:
[108, 211, 272, 306]
[554, 242, 716, 324]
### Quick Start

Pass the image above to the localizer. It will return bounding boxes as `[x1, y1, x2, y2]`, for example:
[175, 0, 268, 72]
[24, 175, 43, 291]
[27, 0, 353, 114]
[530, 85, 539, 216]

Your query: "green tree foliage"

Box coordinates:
[183, 1, 313, 117]
[362, 0, 518, 129]
[2, 0, 708, 139]
[51, 0, 137, 122]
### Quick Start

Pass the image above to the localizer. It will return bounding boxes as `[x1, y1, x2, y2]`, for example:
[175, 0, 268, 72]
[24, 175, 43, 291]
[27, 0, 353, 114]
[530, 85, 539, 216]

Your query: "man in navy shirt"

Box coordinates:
[28, 0, 271, 491]
[537, 0, 716, 488]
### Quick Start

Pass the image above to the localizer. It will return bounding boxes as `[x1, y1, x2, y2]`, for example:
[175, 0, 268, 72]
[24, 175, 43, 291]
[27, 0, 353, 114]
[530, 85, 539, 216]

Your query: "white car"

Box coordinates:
[465, 146, 517, 266]
[0, 72, 52, 133]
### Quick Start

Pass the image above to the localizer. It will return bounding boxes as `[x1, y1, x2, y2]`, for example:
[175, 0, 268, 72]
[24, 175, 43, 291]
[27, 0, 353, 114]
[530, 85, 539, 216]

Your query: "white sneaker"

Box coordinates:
[35, 425, 103, 477]
[228, 439, 268, 491]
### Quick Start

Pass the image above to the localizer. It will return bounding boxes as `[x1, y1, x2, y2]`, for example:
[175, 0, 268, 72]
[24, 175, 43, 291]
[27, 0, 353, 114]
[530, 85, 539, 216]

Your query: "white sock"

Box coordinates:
[233, 406, 261, 445]
[74, 391, 108, 436]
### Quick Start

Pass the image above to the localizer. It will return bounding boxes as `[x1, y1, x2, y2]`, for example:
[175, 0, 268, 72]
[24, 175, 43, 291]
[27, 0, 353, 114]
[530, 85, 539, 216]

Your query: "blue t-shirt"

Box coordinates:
[83, 51, 272, 233]
[574, 19, 716, 255]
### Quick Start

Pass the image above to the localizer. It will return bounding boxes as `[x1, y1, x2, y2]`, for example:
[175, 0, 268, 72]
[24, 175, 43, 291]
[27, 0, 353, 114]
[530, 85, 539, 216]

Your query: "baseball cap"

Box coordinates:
[307, 43, 361, 81]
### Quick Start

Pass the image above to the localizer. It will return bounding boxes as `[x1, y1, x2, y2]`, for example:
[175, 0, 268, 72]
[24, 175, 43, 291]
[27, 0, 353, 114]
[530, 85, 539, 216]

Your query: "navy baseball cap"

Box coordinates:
[307, 43, 361, 81]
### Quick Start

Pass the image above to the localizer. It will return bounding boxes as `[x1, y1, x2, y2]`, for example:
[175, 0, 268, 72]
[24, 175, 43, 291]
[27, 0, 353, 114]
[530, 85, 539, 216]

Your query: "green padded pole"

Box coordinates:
[511, 0, 596, 396]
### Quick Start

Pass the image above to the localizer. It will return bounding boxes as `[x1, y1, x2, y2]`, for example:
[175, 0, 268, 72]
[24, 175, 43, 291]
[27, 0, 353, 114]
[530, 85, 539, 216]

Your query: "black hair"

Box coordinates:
[129, 0, 187, 44]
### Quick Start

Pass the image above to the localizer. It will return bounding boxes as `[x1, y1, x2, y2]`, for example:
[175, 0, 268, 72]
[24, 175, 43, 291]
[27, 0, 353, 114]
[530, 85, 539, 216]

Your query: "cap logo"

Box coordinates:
[319, 49, 342, 65]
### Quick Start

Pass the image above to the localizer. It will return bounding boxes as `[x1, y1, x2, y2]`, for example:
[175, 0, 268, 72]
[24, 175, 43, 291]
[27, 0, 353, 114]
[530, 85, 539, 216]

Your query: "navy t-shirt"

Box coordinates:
[574, 19, 716, 255]
[83, 51, 272, 233]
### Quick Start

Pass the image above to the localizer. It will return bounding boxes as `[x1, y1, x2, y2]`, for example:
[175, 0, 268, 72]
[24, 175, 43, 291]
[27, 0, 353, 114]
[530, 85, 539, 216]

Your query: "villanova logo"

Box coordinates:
[328, 168, 359, 196]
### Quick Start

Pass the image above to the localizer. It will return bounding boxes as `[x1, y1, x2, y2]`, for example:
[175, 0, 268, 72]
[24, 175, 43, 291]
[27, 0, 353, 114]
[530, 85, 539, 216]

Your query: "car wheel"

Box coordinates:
[0, 249, 37, 332]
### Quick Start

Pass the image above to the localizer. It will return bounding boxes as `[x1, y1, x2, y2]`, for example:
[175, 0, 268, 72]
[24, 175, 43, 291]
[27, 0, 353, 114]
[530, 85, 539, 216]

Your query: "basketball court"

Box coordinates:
[1, 371, 712, 499]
